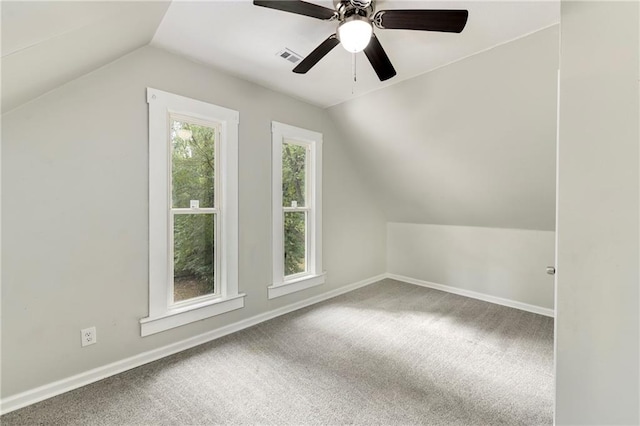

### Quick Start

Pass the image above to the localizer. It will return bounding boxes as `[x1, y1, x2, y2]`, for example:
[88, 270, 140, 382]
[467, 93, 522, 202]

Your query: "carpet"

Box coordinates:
[1, 279, 554, 425]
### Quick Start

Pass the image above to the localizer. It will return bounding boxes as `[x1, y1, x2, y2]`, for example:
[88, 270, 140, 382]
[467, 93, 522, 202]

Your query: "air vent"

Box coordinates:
[277, 48, 302, 64]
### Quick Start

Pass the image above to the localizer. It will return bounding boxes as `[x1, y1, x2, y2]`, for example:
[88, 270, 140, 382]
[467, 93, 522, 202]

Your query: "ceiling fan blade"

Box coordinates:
[363, 34, 396, 81]
[374, 9, 468, 33]
[293, 34, 340, 74]
[253, 0, 337, 20]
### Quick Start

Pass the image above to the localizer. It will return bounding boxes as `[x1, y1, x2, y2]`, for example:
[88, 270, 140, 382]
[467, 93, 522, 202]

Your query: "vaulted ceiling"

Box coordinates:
[329, 25, 559, 230]
[2, 1, 559, 112]
[2, 1, 560, 231]
[152, 0, 559, 107]
[2, 1, 171, 112]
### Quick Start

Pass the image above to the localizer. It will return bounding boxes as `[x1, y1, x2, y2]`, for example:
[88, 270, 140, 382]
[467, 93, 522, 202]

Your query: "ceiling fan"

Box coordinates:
[253, 0, 469, 81]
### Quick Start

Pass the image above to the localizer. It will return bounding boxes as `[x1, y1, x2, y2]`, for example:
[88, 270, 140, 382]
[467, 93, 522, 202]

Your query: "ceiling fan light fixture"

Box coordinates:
[254, 0, 468, 82]
[338, 16, 372, 53]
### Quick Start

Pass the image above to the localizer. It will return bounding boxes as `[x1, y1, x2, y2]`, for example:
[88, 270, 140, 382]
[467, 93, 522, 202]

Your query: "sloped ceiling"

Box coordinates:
[152, 0, 560, 107]
[2, 1, 559, 111]
[328, 26, 559, 231]
[2, 1, 559, 231]
[1, 1, 170, 112]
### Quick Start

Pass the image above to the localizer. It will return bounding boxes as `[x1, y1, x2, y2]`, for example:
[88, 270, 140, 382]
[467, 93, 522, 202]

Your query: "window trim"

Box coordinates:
[141, 88, 244, 336]
[269, 121, 324, 299]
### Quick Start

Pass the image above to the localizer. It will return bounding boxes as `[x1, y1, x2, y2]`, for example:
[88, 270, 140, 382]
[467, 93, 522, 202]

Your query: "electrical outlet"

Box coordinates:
[81, 327, 97, 347]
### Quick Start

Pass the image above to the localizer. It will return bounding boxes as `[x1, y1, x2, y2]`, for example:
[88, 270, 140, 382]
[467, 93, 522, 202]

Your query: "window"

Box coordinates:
[269, 121, 324, 299]
[141, 88, 244, 336]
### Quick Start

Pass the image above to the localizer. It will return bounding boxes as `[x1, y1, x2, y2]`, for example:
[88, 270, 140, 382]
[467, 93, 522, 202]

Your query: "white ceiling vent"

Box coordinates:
[277, 48, 302, 64]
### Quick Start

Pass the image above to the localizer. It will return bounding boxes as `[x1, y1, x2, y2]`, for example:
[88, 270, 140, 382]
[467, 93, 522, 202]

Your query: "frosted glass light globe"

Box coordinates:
[338, 18, 373, 53]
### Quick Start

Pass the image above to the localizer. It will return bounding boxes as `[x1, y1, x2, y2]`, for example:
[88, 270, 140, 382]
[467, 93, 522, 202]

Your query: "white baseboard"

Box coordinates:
[0, 273, 386, 415]
[1, 272, 551, 414]
[386, 273, 555, 318]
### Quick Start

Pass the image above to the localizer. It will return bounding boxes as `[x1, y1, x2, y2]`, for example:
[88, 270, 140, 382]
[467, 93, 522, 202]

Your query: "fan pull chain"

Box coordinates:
[351, 52, 357, 95]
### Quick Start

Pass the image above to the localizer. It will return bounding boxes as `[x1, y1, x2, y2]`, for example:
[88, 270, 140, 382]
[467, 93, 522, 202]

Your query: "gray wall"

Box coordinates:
[1, 46, 386, 397]
[327, 26, 559, 231]
[555, 1, 639, 424]
[387, 223, 555, 309]
[328, 25, 559, 312]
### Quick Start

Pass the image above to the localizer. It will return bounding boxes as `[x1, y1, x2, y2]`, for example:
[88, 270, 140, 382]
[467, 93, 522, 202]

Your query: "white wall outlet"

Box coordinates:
[81, 327, 97, 347]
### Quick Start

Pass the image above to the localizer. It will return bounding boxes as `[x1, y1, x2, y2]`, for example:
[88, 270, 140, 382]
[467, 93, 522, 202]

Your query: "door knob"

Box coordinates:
[546, 266, 556, 275]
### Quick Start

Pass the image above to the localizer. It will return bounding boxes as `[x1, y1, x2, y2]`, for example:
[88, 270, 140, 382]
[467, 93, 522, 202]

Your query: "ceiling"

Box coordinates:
[152, 0, 560, 107]
[1, 1, 170, 112]
[327, 25, 559, 230]
[1, 0, 559, 112]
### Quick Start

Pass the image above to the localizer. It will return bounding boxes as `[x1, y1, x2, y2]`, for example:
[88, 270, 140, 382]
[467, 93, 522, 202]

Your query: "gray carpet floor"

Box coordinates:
[1, 279, 554, 425]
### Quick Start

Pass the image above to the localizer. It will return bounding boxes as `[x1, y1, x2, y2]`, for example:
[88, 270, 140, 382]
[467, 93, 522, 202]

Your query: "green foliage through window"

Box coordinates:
[282, 142, 307, 276]
[172, 121, 215, 208]
[173, 214, 215, 301]
[171, 119, 216, 301]
[282, 143, 306, 207]
[284, 212, 306, 275]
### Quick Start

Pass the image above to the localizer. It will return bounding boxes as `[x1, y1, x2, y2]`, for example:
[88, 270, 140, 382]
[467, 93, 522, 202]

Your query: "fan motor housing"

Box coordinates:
[349, 0, 372, 9]
[333, 0, 375, 20]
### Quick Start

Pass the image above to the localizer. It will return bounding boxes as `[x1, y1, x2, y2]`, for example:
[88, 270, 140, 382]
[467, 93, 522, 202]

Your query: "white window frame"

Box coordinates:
[141, 88, 244, 336]
[269, 121, 324, 299]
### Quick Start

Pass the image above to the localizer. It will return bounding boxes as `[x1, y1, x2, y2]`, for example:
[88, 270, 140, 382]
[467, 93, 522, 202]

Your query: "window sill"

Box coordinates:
[268, 273, 326, 299]
[140, 294, 246, 336]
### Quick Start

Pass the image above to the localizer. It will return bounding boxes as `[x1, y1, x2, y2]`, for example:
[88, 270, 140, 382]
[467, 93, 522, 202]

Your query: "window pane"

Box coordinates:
[282, 142, 306, 207]
[284, 211, 306, 276]
[173, 214, 215, 302]
[171, 120, 216, 208]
